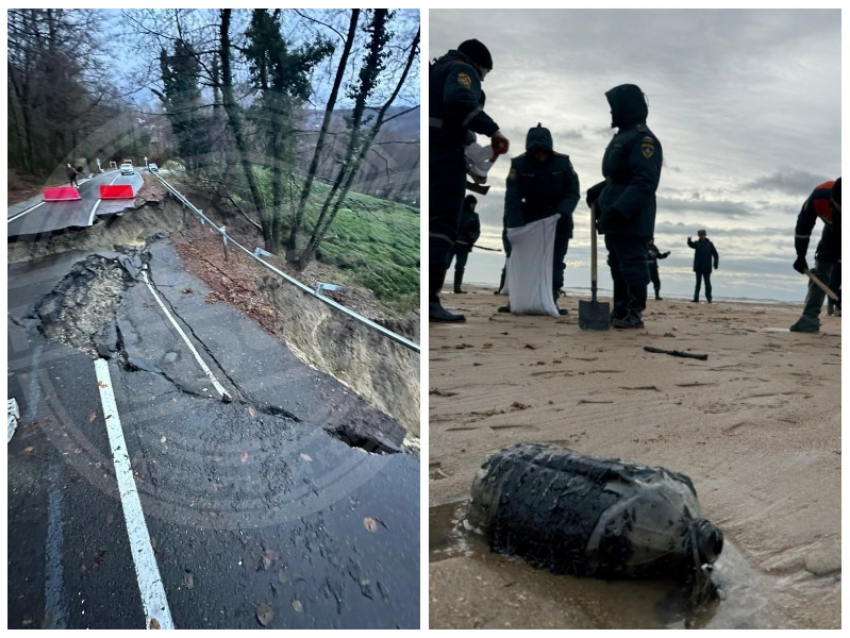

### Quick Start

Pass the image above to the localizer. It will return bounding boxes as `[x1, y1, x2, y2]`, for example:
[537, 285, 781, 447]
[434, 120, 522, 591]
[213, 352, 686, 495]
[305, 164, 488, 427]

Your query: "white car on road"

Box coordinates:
[120, 163, 134, 176]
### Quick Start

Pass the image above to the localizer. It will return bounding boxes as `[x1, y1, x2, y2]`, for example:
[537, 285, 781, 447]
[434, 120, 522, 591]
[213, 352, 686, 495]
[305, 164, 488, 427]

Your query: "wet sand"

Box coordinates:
[428, 287, 841, 629]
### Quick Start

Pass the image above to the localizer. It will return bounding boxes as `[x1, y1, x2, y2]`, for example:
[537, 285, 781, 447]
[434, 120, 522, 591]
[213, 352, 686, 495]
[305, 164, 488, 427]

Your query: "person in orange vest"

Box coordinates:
[790, 178, 841, 332]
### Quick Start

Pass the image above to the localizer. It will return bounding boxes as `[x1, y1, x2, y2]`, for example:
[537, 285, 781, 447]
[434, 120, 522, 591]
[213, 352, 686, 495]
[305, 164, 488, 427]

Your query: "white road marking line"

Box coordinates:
[44, 463, 68, 629]
[140, 271, 231, 400]
[94, 359, 175, 630]
[110, 173, 121, 185]
[8, 201, 45, 223]
[87, 199, 102, 226]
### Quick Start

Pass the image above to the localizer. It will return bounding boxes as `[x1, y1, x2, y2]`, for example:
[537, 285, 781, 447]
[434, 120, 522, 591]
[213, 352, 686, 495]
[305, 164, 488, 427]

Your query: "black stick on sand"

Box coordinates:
[644, 346, 708, 361]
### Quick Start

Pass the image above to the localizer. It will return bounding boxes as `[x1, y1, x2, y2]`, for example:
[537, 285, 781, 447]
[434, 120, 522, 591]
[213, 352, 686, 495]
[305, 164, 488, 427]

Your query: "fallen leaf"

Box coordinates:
[291, 600, 303, 613]
[299, 453, 312, 462]
[256, 602, 274, 627]
[22, 445, 35, 454]
[261, 549, 279, 571]
[241, 451, 249, 464]
[97, 381, 108, 389]
[363, 517, 379, 533]
[149, 618, 161, 629]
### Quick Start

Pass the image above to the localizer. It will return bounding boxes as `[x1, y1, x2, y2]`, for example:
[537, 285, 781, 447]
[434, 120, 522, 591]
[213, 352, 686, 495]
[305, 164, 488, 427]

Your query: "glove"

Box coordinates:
[491, 131, 510, 156]
[793, 255, 809, 274]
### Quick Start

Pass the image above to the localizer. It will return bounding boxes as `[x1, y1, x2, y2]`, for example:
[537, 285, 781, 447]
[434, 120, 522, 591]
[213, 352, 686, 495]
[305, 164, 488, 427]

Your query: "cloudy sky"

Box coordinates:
[430, 8, 842, 301]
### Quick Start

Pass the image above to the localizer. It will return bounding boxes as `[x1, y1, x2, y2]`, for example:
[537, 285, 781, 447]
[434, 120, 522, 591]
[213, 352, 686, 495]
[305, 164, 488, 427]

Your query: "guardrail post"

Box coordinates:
[220, 226, 228, 261]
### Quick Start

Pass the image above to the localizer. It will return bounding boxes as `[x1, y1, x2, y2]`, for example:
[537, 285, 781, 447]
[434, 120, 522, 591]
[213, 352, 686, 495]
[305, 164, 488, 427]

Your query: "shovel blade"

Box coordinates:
[578, 299, 610, 330]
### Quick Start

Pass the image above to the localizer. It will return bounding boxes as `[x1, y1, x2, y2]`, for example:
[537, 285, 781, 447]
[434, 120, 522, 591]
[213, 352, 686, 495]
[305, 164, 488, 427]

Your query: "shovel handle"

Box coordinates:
[590, 204, 598, 296]
[804, 268, 839, 301]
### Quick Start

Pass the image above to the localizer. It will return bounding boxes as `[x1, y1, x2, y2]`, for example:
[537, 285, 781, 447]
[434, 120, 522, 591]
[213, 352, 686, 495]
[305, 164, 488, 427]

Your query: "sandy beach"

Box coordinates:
[428, 287, 840, 629]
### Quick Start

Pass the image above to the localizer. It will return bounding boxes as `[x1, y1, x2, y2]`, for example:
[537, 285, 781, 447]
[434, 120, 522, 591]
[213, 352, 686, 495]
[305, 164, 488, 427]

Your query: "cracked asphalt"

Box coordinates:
[7, 238, 420, 629]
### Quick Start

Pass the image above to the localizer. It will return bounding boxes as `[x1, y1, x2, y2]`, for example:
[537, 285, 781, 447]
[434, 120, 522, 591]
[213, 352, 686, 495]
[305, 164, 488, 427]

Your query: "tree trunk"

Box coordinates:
[286, 9, 359, 260]
[297, 24, 419, 270]
[219, 9, 271, 249]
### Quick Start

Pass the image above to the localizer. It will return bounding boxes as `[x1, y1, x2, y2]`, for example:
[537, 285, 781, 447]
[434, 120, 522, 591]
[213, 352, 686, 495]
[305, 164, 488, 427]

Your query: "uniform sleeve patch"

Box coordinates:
[641, 143, 655, 159]
[457, 72, 472, 88]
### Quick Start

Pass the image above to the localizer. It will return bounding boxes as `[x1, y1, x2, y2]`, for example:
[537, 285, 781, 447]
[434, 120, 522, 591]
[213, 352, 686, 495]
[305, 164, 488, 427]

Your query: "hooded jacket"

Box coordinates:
[587, 84, 663, 238]
[504, 124, 580, 233]
[430, 50, 499, 149]
[794, 180, 841, 264]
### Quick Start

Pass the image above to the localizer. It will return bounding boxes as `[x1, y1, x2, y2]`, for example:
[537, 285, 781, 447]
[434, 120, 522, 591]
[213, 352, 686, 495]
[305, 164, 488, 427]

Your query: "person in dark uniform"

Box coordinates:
[586, 84, 663, 329]
[449, 195, 481, 294]
[66, 163, 80, 188]
[429, 39, 509, 322]
[790, 178, 841, 332]
[687, 230, 719, 303]
[500, 123, 581, 315]
[647, 238, 670, 300]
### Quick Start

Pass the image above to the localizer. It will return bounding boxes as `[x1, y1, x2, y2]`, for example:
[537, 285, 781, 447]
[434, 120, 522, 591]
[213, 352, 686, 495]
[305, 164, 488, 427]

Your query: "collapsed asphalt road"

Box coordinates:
[7, 239, 420, 629]
[8, 170, 144, 238]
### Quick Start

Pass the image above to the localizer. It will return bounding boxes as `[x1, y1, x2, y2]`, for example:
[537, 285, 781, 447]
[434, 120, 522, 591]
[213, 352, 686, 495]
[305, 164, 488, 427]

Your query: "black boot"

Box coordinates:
[454, 268, 466, 294]
[495, 266, 507, 294]
[553, 289, 568, 316]
[430, 249, 465, 322]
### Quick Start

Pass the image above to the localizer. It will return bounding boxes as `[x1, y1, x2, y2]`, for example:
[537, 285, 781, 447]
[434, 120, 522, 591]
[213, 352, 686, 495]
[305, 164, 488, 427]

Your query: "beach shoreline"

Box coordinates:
[429, 286, 840, 629]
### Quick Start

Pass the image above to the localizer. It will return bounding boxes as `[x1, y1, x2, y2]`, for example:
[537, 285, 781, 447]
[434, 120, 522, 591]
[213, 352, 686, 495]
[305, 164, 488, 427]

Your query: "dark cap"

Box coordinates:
[464, 194, 478, 207]
[697, 229, 706, 236]
[458, 39, 493, 71]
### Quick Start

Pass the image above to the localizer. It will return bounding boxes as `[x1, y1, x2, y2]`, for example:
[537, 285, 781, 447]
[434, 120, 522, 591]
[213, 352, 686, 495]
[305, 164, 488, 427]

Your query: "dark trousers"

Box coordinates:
[605, 234, 650, 317]
[694, 272, 712, 301]
[552, 216, 571, 292]
[429, 144, 466, 303]
[649, 266, 661, 294]
[829, 261, 841, 308]
[449, 249, 470, 291]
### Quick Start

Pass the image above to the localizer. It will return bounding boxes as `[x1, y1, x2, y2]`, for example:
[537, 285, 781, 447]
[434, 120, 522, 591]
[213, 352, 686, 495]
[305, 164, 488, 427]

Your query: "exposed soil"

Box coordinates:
[171, 209, 421, 447]
[10, 187, 421, 450]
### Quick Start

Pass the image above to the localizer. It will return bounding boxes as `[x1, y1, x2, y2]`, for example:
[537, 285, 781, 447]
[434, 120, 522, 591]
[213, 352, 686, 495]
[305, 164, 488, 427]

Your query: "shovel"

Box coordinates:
[804, 268, 840, 301]
[579, 204, 610, 330]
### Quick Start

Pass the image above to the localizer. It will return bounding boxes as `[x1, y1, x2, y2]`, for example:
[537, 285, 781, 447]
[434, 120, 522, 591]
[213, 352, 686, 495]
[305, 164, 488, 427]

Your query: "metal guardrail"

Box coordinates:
[148, 171, 420, 354]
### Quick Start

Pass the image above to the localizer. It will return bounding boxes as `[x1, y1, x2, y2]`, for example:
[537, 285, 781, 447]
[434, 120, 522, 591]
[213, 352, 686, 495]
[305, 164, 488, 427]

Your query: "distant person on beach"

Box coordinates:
[66, 163, 80, 188]
[647, 238, 670, 300]
[586, 84, 663, 329]
[430, 39, 509, 323]
[790, 177, 841, 333]
[499, 123, 580, 315]
[449, 195, 481, 294]
[687, 230, 719, 303]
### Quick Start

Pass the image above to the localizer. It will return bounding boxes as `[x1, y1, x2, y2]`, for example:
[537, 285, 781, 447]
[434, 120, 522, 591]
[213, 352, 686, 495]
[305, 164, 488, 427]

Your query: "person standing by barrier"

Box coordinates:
[66, 163, 80, 188]
[429, 39, 509, 322]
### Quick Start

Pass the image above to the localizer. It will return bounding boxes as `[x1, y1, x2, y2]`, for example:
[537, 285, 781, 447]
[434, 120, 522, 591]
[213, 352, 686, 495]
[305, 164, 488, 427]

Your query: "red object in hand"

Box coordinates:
[491, 134, 510, 156]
